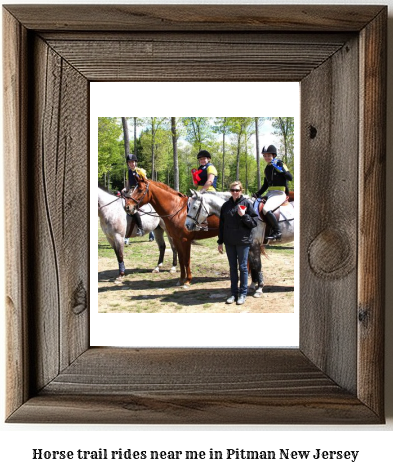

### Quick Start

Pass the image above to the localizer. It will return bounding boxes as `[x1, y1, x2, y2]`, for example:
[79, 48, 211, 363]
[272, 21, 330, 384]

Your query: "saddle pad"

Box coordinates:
[279, 202, 294, 222]
[253, 198, 294, 222]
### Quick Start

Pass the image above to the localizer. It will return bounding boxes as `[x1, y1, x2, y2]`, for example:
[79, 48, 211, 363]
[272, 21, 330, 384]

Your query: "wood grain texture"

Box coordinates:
[45, 36, 348, 82]
[300, 36, 359, 393]
[30, 36, 90, 390]
[3, 8, 30, 418]
[3, 5, 386, 424]
[3, 5, 384, 31]
[7, 348, 379, 424]
[358, 9, 387, 416]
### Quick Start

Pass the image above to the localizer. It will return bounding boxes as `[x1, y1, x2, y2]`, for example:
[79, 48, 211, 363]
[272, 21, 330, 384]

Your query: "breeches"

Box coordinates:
[263, 190, 286, 214]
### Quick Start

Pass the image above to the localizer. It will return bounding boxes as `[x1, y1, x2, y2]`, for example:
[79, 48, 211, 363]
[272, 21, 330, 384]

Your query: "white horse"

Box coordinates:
[98, 187, 177, 279]
[185, 190, 294, 297]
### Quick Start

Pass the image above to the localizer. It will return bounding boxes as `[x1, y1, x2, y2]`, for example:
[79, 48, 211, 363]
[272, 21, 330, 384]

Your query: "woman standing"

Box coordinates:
[217, 181, 258, 305]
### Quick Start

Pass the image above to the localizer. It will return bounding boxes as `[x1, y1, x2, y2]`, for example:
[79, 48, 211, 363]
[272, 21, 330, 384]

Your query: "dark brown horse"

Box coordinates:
[124, 177, 219, 287]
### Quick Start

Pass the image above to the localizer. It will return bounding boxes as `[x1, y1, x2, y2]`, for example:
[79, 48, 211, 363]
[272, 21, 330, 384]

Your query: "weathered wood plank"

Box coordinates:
[300, 36, 359, 393]
[7, 349, 380, 424]
[28, 36, 90, 390]
[3, 5, 384, 32]
[45, 39, 346, 81]
[3, 8, 30, 418]
[358, 9, 386, 418]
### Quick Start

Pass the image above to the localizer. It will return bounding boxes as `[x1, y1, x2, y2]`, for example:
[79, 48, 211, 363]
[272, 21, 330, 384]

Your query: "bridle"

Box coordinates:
[186, 194, 210, 231]
[126, 181, 150, 210]
[125, 181, 187, 219]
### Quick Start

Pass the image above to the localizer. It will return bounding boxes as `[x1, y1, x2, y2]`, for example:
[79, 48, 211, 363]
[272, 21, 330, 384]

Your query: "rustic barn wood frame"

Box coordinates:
[3, 5, 386, 424]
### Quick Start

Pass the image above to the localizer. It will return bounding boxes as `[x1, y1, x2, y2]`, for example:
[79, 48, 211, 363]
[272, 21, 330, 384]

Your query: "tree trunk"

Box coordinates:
[222, 131, 226, 191]
[121, 117, 130, 158]
[133, 117, 137, 157]
[171, 117, 179, 191]
[151, 118, 156, 180]
[236, 124, 243, 181]
[255, 117, 261, 189]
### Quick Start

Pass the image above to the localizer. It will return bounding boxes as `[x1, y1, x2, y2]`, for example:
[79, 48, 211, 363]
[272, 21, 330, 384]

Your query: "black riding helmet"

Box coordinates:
[197, 150, 211, 160]
[126, 153, 138, 162]
[262, 145, 277, 156]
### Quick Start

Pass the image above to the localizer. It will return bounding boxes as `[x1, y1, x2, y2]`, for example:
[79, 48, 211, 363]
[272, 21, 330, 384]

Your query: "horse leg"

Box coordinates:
[248, 242, 264, 298]
[166, 233, 178, 273]
[152, 226, 165, 273]
[112, 233, 126, 279]
[182, 241, 192, 288]
[175, 243, 188, 287]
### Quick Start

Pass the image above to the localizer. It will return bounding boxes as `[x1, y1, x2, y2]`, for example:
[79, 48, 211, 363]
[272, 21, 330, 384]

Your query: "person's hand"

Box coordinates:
[237, 205, 246, 217]
[218, 244, 224, 254]
[271, 158, 284, 172]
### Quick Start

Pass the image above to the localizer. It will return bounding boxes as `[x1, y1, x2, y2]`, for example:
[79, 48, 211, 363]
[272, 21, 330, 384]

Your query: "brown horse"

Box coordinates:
[124, 177, 219, 287]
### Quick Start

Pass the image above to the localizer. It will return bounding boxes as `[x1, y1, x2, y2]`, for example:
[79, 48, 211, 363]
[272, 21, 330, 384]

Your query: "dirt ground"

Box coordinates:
[98, 238, 294, 314]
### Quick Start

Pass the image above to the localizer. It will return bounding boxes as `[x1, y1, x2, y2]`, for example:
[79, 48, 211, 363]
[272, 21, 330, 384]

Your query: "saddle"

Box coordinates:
[256, 191, 294, 243]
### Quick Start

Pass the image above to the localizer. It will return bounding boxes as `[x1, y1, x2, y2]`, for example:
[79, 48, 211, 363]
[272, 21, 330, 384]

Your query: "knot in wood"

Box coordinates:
[73, 281, 87, 315]
[308, 228, 355, 279]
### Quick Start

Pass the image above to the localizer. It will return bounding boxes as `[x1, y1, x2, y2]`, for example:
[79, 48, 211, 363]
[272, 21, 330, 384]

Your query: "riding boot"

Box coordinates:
[133, 212, 144, 236]
[265, 211, 282, 240]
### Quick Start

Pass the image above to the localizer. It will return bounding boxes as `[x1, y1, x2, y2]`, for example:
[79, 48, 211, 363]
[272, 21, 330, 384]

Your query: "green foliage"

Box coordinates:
[98, 117, 295, 194]
[98, 117, 123, 178]
[270, 117, 295, 190]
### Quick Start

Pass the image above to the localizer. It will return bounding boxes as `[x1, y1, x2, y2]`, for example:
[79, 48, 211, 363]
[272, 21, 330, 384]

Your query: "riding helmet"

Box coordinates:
[197, 150, 211, 160]
[262, 145, 277, 156]
[126, 153, 138, 162]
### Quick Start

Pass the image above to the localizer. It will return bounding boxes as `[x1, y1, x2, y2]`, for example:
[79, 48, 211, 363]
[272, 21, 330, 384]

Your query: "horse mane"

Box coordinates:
[149, 179, 187, 198]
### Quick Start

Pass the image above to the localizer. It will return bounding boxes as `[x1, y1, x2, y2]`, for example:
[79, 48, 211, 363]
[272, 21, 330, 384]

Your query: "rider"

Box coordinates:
[192, 150, 218, 193]
[123, 153, 147, 236]
[253, 144, 293, 241]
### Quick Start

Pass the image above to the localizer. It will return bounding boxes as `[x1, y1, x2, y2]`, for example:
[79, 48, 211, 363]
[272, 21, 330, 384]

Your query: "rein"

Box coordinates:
[98, 196, 122, 209]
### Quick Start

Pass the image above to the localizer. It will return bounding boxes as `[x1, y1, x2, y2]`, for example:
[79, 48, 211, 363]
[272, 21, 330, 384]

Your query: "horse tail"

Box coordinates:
[261, 244, 269, 259]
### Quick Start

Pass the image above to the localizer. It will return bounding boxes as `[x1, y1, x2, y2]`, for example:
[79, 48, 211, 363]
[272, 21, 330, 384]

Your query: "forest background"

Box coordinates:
[98, 117, 294, 195]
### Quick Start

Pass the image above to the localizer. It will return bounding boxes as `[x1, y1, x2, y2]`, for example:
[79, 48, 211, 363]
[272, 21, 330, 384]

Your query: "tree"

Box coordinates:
[145, 117, 166, 180]
[182, 117, 212, 153]
[171, 117, 179, 191]
[98, 117, 123, 188]
[255, 117, 261, 189]
[121, 117, 130, 158]
[213, 117, 230, 190]
[229, 117, 254, 181]
[271, 117, 295, 188]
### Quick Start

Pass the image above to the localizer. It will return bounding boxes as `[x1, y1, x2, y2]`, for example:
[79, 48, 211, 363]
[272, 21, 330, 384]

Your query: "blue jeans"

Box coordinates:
[225, 244, 250, 297]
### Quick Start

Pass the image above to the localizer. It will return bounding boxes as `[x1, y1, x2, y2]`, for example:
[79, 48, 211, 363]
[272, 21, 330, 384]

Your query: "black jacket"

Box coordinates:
[256, 161, 293, 196]
[218, 195, 258, 246]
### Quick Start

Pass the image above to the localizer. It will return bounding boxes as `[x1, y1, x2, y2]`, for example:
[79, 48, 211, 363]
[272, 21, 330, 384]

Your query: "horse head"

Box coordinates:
[185, 190, 210, 231]
[124, 176, 149, 215]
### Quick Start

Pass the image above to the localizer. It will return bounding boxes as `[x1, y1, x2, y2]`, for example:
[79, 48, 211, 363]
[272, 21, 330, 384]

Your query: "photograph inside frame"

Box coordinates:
[97, 116, 295, 314]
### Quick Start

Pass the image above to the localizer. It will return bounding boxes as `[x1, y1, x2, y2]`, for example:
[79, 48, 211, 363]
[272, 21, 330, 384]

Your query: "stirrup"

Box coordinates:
[267, 232, 282, 241]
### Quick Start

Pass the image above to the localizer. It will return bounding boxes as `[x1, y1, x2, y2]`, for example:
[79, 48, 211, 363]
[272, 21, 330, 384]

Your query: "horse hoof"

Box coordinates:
[182, 284, 191, 289]
[152, 267, 160, 273]
[170, 267, 177, 274]
[114, 276, 124, 283]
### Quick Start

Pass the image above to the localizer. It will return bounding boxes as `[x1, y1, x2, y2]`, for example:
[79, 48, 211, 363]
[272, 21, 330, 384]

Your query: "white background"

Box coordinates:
[1, 0, 392, 472]
[90, 82, 300, 348]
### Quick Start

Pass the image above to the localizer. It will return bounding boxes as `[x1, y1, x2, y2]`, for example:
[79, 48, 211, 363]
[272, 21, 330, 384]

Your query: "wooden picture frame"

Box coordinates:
[3, 5, 386, 424]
